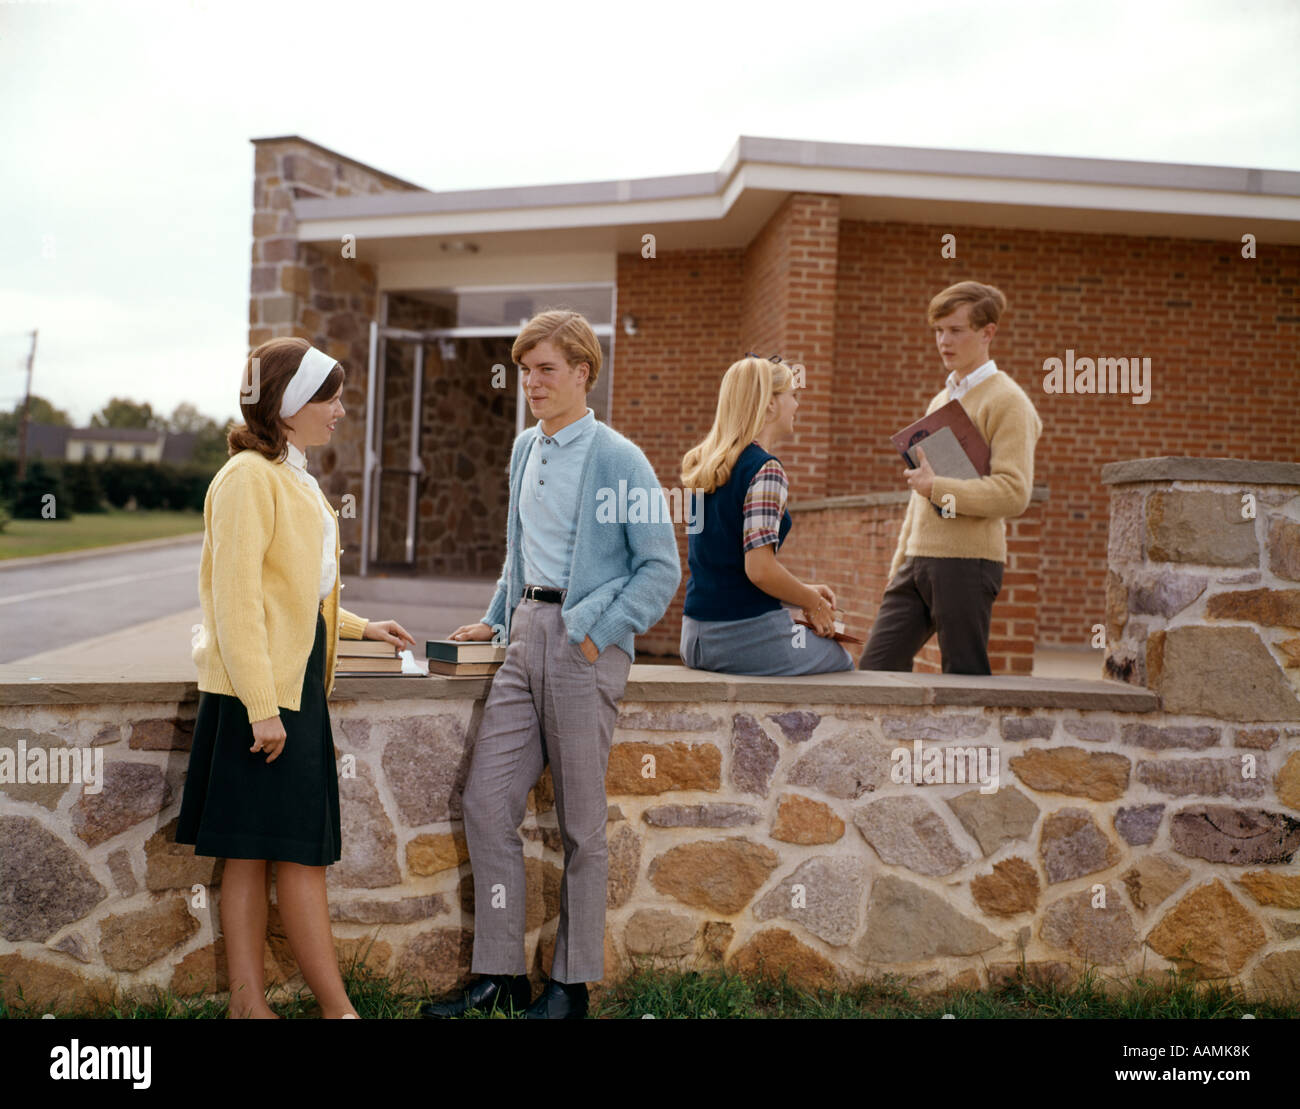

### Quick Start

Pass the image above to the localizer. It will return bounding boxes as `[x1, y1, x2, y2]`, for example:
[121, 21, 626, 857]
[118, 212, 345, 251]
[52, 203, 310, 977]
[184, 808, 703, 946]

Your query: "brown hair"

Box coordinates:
[927, 281, 1007, 329]
[511, 309, 602, 393]
[227, 337, 344, 460]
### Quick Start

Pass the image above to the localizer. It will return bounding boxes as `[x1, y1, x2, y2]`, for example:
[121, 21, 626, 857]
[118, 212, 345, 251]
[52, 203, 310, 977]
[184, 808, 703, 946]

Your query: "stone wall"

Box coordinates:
[3, 671, 1297, 1009]
[1103, 458, 1300, 706]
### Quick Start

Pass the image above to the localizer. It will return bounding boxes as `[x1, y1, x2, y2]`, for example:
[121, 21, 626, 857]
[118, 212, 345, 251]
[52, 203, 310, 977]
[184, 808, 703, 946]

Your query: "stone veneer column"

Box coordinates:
[248, 138, 422, 572]
[1103, 457, 1300, 722]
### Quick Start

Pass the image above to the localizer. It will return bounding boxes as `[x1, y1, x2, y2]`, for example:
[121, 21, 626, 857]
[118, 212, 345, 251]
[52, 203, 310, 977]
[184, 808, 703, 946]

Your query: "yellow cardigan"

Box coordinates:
[193, 449, 369, 723]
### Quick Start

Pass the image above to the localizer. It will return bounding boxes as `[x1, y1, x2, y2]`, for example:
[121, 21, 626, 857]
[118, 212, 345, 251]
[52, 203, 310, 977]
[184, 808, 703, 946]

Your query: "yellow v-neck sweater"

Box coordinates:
[889, 370, 1043, 581]
[193, 449, 369, 723]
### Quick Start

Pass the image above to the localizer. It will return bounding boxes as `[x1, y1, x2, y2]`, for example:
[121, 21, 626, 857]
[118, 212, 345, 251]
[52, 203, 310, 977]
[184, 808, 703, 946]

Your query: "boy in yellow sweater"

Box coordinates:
[860, 281, 1042, 674]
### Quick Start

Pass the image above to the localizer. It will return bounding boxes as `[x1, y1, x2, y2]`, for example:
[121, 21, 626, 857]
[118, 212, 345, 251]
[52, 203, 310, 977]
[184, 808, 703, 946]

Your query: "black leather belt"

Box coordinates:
[522, 584, 566, 603]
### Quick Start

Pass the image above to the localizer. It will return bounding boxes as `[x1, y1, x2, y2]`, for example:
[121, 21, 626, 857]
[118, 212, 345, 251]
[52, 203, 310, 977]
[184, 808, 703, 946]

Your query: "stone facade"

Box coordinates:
[370, 296, 516, 577]
[248, 138, 423, 574]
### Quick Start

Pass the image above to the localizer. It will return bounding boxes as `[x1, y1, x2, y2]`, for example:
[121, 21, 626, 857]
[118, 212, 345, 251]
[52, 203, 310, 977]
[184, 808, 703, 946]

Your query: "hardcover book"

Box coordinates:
[890, 399, 990, 477]
[426, 640, 508, 665]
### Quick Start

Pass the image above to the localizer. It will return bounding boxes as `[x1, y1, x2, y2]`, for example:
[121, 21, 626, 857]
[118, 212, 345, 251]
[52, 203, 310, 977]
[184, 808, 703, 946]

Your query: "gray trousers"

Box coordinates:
[461, 598, 631, 983]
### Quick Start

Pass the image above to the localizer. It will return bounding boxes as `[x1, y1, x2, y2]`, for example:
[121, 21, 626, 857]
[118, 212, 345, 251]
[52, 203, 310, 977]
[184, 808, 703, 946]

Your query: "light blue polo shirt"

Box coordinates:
[519, 408, 597, 590]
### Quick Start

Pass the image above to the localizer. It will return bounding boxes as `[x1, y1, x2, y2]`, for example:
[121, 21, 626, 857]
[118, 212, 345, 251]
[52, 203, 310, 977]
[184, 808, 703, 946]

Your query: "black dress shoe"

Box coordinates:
[524, 979, 588, 1020]
[419, 974, 532, 1019]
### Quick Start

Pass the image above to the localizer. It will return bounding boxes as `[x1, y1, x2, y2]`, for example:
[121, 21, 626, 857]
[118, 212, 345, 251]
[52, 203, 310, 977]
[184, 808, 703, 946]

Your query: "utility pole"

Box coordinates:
[16, 329, 37, 482]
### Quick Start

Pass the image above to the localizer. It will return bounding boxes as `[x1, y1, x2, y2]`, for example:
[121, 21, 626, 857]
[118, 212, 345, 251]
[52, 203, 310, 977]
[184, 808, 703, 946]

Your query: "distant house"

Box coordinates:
[22, 425, 196, 463]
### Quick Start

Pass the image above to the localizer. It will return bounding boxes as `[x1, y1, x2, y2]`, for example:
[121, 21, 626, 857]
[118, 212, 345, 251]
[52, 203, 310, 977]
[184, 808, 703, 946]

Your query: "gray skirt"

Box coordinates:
[680, 607, 854, 677]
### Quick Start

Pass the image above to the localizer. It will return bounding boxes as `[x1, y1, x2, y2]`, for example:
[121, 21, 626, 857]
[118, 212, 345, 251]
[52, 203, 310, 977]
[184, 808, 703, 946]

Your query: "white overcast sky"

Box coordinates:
[1, 0, 1297, 425]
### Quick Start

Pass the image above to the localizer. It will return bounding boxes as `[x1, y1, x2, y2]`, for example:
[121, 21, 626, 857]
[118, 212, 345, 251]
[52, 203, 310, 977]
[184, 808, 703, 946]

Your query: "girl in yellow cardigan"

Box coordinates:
[177, 338, 413, 1019]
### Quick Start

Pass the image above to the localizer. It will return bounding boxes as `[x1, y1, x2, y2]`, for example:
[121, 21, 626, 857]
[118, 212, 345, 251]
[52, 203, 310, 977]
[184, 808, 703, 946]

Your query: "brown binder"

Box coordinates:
[890, 399, 991, 476]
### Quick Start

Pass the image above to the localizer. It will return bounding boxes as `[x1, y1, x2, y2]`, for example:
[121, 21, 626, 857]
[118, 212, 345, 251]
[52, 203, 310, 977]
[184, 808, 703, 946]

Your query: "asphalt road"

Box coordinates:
[0, 538, 204, 664]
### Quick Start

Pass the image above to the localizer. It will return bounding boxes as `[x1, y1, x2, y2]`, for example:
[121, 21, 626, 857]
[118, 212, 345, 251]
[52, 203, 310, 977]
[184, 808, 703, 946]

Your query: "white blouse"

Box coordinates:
[283, 442, 338, 601]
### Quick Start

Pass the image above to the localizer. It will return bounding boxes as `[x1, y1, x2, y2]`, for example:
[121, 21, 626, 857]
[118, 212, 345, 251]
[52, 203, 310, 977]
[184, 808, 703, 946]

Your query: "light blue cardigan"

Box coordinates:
[480, 421, 681, 660]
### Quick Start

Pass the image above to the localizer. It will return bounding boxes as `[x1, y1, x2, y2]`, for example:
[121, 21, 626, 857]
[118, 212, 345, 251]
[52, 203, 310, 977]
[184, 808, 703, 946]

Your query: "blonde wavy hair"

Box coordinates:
[511, 309, 603, 393]
[681, 357, 793, 494]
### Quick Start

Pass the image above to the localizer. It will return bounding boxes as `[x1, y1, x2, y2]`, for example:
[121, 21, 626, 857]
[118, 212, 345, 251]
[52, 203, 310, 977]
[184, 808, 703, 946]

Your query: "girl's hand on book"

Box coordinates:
[251, 715, 287, 763]
[364, 619, 416, 649]
[811, 583, 837, 610]
[802, 589, 835, 637]
[450, 622, 495, 642]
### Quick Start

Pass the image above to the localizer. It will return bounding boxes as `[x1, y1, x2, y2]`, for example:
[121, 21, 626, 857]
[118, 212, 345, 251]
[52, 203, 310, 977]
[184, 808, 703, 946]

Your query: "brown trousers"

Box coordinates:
[858, 556, 1003, 675]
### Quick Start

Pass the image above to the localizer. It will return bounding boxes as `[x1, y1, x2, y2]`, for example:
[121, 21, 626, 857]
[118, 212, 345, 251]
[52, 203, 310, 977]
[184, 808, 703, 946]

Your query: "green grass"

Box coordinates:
[5, 956, 1297, 1019]
[0, 509, 203, 559]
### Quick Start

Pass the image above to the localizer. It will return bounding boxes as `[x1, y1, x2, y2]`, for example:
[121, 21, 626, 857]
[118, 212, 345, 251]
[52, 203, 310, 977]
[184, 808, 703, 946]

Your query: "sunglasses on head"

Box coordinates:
[744, 352, 783, 364]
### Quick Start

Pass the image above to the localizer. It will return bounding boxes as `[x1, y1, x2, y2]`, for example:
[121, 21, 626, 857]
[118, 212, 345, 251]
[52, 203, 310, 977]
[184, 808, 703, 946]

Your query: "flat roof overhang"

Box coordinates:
[291, 135, 1300, 261]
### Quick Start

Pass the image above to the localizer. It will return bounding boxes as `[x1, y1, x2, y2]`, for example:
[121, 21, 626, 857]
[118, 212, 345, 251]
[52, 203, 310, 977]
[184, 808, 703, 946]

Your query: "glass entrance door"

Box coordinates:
[362, 284, 616, 576]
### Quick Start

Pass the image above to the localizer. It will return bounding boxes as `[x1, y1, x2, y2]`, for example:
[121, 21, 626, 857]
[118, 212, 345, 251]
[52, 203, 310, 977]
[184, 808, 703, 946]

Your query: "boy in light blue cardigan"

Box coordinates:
[421, 310, 679, 1021]
[480, 419, 682, 660]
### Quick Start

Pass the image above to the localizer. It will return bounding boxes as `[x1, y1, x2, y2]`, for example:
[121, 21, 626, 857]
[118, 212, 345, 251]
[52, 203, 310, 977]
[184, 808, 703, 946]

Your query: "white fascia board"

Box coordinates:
[296, 158, 1299, 245]
[735, 163, 1300, 222]
[296, 192, 732, 243]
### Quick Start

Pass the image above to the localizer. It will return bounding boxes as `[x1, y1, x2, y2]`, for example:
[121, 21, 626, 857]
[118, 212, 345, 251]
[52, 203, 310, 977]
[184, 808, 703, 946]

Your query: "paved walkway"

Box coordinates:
[1, 582, 1102, 683]
[0, 575, 499, 682]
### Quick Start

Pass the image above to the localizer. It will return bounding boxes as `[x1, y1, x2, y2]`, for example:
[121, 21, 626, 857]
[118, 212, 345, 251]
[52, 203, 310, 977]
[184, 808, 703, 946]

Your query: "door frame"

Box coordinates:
[361, 284, 617, 576]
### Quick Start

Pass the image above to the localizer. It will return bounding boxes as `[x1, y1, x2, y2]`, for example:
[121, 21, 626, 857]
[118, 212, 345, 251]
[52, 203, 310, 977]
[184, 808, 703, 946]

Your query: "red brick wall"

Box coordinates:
[830, 220, 1300, 645]
[778, 495, 1043, 675]
[623, 212, 1298, 653]
[614, 247, 744, 657]
[741, 194, 840, 500]
[624, 195, 849, 656]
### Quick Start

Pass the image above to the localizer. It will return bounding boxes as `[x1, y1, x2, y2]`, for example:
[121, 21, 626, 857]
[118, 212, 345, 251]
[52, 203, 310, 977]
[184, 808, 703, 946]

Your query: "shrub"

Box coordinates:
[61, 461, 107, 513]
[11, 459, 73, 520]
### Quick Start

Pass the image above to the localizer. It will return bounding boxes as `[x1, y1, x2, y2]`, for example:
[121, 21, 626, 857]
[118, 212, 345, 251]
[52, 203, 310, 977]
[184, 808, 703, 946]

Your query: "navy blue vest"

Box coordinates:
[684, 442, 793, 621]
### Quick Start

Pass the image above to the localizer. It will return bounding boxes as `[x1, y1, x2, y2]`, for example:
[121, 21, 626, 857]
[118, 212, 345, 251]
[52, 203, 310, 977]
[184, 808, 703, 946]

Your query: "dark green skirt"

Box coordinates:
[176, 613, 340, 865]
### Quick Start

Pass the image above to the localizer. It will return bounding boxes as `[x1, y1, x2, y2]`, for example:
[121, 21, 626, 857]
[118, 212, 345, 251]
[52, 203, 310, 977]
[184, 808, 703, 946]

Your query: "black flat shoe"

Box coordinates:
[524, 979, 588, 1020]
[419, 974, 532, 1019]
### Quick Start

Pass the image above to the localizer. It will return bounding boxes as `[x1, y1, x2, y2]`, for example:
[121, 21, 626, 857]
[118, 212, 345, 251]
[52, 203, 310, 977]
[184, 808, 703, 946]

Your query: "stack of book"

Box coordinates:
[426, 639, 508, 677]
[335, 640, 427, 677]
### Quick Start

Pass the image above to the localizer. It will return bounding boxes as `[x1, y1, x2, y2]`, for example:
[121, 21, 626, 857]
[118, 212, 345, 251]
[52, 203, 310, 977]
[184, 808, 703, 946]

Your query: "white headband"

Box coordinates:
[279, 346, 338, 419]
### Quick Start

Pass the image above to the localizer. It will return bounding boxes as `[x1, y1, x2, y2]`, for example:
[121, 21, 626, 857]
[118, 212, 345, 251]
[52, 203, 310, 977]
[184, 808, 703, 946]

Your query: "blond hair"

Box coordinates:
[681, 357, 793, 494]
[511, 309, 602, 392]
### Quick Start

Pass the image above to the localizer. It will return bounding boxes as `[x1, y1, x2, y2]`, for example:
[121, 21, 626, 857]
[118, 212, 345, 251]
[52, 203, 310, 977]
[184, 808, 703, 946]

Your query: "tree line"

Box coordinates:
[0, 395, 230, 468]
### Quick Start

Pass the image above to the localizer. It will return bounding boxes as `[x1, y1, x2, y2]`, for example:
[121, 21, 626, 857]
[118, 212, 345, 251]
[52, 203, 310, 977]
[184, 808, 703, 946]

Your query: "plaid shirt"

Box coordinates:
[741, 459, 789, 552]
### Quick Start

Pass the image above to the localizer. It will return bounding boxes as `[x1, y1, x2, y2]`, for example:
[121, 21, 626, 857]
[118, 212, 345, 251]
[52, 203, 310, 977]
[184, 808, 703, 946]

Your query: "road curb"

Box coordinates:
[0, 531, 204, 572]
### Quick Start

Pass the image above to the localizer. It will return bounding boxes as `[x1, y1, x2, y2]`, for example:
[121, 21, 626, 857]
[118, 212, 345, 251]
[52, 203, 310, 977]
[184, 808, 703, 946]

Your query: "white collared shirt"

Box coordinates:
[946, 359, 998, 401]
[283, 441, 337, 601]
